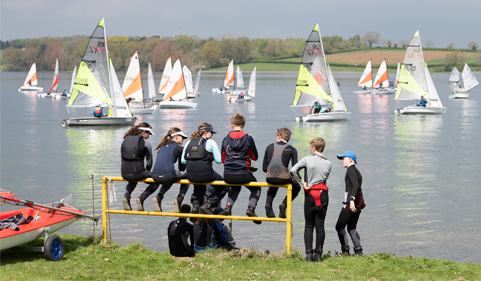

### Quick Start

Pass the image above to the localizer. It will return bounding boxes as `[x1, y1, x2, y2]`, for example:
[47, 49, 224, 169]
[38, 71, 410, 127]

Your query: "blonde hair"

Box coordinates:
[276, 127, 291, 142]
[190, 122, 212, 139]
[231, 112, 245, 127]
[156, 127, 182, 150]
[309, 137, 326, 153]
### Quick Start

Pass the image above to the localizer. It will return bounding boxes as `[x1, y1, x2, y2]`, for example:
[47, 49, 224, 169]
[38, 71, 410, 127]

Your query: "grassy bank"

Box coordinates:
[1, 234, 479, 280]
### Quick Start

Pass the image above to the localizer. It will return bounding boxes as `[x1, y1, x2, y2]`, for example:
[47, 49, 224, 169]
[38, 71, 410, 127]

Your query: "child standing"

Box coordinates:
[291, 137, 332, 262]
[219, 113, 261, 224]
[335, 151, 365, 256]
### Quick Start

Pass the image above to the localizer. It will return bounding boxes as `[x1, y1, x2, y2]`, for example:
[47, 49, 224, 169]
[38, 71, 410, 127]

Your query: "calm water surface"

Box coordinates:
[1, 70, 480, 263]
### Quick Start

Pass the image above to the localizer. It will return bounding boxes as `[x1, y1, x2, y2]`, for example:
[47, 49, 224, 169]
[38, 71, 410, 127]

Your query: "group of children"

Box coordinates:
[119, 112, 365, 261]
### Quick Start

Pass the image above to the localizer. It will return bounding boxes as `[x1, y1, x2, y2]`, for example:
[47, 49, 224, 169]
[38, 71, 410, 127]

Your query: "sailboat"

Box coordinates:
[212, 59, 234, 93]
[394, 61, 400, 89]
[451, 64, 479, 99]
[157, 57, 172, 99]
[354, 59, 373, 94]
[18, 62, 43, 92]
[193, 68, 201, 96]
[158, 57, 197, 109]
[292, 24, 351, 122]
[38, 57, 60, 98]
[62, 18, 136, 126]
[394, 31, 446, 115]
[371, 59, 395, 94]
[448, 67, 460, 88]
[184, 66, 198, 98]
[229, 67, 256, 102]
[123, 51, 155, 114]
[147, 62, 157, 103]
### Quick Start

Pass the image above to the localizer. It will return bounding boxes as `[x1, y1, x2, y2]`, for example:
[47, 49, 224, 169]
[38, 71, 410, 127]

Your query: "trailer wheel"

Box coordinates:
[44, 235, 65, 261]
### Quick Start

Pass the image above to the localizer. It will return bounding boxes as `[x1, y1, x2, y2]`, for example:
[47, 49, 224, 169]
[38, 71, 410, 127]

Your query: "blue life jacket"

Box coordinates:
[152, 142, 178, 176]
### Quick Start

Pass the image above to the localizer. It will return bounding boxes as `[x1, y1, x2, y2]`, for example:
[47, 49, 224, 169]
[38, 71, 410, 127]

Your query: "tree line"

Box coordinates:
[1, 32, 479, 72]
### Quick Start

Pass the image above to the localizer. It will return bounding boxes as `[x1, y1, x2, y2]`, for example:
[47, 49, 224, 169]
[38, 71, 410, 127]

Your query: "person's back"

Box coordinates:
[168, 204, 195, 257]
[93, 104, 103, 117]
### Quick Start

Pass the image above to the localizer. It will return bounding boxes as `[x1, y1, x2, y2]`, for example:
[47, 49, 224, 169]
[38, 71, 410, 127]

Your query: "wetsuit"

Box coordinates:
[168, 218, 195, 257]
[291, 152, 332, 255]
[181, 137, 227, 207]
[335, 165, 364, 255]
[221, 131, 260, 213]
[263, 141, 300, 208]
[143, 141, 189, 207]
[121, 135, 153, 203]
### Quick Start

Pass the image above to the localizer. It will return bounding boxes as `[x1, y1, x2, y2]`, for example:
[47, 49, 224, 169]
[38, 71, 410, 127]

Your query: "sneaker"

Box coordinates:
[305, 250, 313, 262]
[200, 203, 212, 214]
[354, 247, 363, 256]
[246, 207, 262, 225]
[312, 249, 323, 262]
[136, 197, 145, 211]
[265, 204, 275, 218]
[153, 197, 162, 212]
[173, 198, 180, 213]
[218, 205, 232, 216]
[122, 197, 132, 211]
[190, 203, 200, 223]
[279, 202, 287, 219]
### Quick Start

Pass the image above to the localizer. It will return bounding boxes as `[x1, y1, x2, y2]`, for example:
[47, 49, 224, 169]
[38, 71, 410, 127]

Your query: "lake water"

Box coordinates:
[1, 70, 480, 263]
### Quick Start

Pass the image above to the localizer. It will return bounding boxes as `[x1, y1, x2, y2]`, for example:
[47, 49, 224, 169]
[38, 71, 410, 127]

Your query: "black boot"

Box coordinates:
[265, 203, 275, 218]
[190, 201, 200, 223]
[305, 250, 313, 262]
[200, 202, 212, 214]
[153, 195, 163, 212]
[246, 207, 262, 225]
[341, 246, 350, 256]
[219, 204, 232, 216]
[354, 247, 363, 256]
[312, 249, 323, 262]
[279, 202, 287, 219]
[122, 194, 132, 211]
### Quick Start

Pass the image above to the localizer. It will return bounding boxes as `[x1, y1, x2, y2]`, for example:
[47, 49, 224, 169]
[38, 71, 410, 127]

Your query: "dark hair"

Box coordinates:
[156, 127, 182, 150]
[190, 122, 212, 139]
[124, 122, 151, 138]
[179, 204, 191, 214]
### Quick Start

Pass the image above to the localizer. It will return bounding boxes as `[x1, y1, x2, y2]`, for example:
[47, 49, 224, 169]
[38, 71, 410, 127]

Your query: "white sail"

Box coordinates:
[224, 59, 234, 87]
[69, 66, 77, 94]
[373, 59, 389, 88]
[193, 69, 201, 93]
[110, 59, 133, 117]
[183, 65, 194, 93]
[23, 62, 39, 86]
[147, 62, 156, 99]
[449, 67, 460, 82]
[424, 64, 443, 108]
[158, 57, 172, 94]
[357, 59, 372, 88]
[462, 64, 479, 92]
[236, 66, 245, 88]
[122, 51, 143, 101]
[50, 57, 59, 91]
[248, 67, 256, 97]
[162, 58, 187, 101]
[395, 62, 400, 86]
[328, 65, 348, 112]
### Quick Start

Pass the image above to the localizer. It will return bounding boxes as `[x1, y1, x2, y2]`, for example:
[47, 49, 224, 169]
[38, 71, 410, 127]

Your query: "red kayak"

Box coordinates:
[0, 191, 97, 261]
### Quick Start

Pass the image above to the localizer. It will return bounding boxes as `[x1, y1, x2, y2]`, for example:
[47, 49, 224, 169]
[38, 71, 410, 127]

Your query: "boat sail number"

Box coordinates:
[306, 43, 323, 55]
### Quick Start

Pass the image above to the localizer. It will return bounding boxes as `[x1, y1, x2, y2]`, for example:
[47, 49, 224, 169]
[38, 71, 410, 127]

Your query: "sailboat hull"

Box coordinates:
[187, 92, 200, 98]
[395, 105, 446, 115]
[158, 101, 197, 109]
[19, 86, 43, 92]
[354, 89, 395, 95]
[452, 92, 469, 99]
[62, 117, 137, 126]
[130, 107, 156, 114]
[296, 112, 351, 122]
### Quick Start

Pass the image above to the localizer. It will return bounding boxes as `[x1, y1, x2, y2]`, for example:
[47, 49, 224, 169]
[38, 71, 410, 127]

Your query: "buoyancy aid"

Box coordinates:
[94, 107, 102, 117]
[266, 142, 291, 180]
[185, 137, 214, 177]
[152, 142, 178, 175]
[121, 135, 146, 175]
[306, 183, 328, 210]
[185, 138, 207, 160]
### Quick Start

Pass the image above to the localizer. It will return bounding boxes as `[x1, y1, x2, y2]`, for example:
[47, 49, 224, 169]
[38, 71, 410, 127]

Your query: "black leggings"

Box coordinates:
[224, 173, 260, 209]
[122, 170, 151, 198]
[189, 171, 227, 206]
[335, 207, 361, 251]
[266, 178, 301, 205]
[304, 191, 328, 251]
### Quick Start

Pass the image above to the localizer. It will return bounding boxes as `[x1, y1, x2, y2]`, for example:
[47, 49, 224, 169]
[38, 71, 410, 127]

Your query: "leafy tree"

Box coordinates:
[425, 40, 434, 48]
[444, 51, 464, 71]
[361, 32, 381, 47]
[151, 39, 185, 71]
[348, 34, 361, 48]
[447, 43, 455, 49]
[218, 38, 236, 62]
[174, 35, 196, 54]
[468, 42, 479, 50]
[234, 37, 253, 63]
[264, 39, 283, 57]
[199, 40, 222, 68]
[386, 39, 392, 48]
[399, 40, 409, 47]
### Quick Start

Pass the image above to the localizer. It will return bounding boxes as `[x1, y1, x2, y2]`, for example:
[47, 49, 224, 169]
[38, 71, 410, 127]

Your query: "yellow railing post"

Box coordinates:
[286, 183, 292, 255]
[102, 176, 108, 242]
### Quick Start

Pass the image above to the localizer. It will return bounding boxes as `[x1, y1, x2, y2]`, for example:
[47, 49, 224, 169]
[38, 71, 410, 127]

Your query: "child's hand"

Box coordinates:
[350, 201, 357, 212]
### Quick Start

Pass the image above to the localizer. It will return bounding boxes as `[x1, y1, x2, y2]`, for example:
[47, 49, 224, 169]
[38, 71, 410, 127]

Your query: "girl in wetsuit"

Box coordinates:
[335, 151, 365, 256]
[291, 137, 332, 262]
[120, 122, 154, 211]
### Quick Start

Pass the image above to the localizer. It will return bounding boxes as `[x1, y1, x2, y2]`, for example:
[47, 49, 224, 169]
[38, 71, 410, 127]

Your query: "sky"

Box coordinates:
[1, 0, 480, 49]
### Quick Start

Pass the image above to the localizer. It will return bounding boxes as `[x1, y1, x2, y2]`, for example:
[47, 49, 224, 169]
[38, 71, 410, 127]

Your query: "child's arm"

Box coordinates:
[290, 157, 307, 186]
[207, 139, 223, 164]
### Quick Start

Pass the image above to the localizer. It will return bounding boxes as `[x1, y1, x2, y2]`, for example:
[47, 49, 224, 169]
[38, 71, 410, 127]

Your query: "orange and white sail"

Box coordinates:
[50, 57, 59, 91]
[23, 62, 39, 86]
[122, 51, 143, 100]
[372, 59, 389, 88]
[223, 59, 234, 87]
[158, 57, 172, 94]
[395, 61, 400, 86]
[162, 57, 187, 101]
[357, 59, 372, 88]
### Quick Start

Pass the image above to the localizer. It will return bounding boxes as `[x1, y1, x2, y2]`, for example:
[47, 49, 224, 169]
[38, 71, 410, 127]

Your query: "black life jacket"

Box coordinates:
[185, 137, 214, 178]
[185, 137, 207, 160]
[121, 135, 145, 161]
[266, 142, 291, 180]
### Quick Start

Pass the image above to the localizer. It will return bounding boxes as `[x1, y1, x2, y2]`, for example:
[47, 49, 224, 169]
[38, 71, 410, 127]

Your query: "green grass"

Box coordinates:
[1, 234, 480, 280]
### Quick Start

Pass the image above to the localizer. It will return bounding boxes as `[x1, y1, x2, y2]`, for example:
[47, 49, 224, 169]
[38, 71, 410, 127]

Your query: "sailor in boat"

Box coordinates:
[237, 92, 244, 99]
[46, 89, 52, 96]
[313, 102, 321, 114]
[121, 122, 154, 211]
[93, 104, 103, 117]
[320, 107, 331, 114]
[417, 96, 427, 107]
[145, 127, 190, 213]
[126, 97, 134, 104]
[61, 89, 68, 97]
[167, 204, 195, 257]
[28, 79, 32, 86]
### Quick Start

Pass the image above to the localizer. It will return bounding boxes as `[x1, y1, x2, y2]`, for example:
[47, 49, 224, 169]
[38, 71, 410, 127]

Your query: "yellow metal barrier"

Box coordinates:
[102, 176, 292, 254]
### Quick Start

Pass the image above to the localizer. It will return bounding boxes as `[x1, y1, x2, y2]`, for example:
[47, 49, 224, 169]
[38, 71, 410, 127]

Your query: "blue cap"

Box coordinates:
[213, 207, 224, 215]
[337, 151, 357, 164]
[199, 126, 217, 134]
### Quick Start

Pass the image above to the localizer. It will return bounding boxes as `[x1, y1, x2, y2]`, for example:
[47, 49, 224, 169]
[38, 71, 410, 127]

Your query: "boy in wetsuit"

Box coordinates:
[263, 127, 300, 218]
[291, 137, 332, 262]
[167, 204, 195, 257]
[219, 113, 261, 224]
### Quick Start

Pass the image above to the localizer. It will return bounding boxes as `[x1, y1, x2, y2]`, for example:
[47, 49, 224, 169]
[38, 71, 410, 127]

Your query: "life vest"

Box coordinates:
[94, 107, 102, 116]
[266, 142, 291, 180]
[185, 138, 214, 177]
[185, 137, 208, 160]
[121, 135, 145, 161]
[152, 142, 178, 175]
